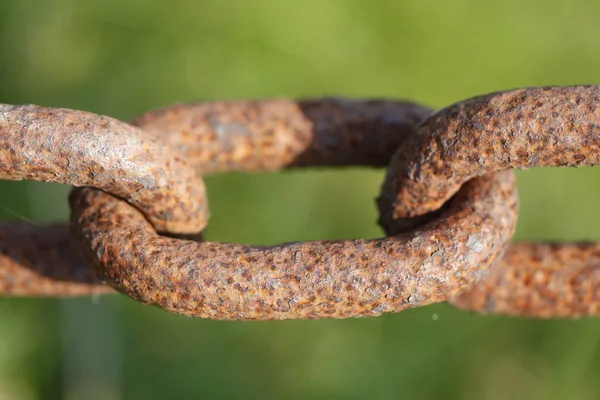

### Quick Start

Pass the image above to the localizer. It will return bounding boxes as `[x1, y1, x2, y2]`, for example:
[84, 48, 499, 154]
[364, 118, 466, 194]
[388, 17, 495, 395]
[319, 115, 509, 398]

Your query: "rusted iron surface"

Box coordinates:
[451, 243, 600, 318]
[379, 85, 600, 220]
[69, 171, 517, 320]
[0, 89, 599, 320]
[0, 223, 112, 296]
[131, 98, 432, 173]
[0, 104, 208, 234]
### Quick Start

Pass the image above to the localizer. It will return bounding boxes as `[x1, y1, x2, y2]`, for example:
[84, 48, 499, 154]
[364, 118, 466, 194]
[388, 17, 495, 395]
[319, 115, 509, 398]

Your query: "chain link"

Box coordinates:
[0, 88, 598, 320]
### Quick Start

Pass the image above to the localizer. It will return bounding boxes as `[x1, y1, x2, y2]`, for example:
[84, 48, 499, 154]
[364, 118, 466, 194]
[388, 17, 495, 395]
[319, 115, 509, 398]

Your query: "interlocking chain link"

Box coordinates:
[0, 88, 598, 320]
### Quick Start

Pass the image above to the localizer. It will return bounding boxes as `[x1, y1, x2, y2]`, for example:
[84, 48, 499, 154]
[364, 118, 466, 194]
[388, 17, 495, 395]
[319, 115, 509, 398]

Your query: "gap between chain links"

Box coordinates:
[0, 88, 598, 319]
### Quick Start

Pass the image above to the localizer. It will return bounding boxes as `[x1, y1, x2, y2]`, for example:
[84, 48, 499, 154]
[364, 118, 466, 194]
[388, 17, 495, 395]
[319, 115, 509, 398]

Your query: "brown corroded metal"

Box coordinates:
[69, 171, 518, 320]
[0, 104, 208, 234]
[450, 243, 600, 318]
[131, 98, 432, 172]
[1, 89, 600, 321]
[378, 85, 600, 224]
[0, 221, 204, 297]
[0, 99, 438, 298]
[0, 223, 112, 296]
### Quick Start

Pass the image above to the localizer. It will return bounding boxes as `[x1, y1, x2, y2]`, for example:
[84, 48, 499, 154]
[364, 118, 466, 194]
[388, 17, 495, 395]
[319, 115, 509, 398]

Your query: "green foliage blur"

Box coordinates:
[1, 1, 600, 399]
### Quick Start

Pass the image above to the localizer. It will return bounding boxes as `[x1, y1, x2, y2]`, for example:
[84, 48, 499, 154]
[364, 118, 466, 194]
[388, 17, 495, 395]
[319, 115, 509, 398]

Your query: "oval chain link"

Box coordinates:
[0, 89, 598, 319]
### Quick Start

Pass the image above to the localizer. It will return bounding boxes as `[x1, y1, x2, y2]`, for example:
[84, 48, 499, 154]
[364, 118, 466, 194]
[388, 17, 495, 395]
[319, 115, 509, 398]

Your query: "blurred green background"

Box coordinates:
[1, 0, 600, 399]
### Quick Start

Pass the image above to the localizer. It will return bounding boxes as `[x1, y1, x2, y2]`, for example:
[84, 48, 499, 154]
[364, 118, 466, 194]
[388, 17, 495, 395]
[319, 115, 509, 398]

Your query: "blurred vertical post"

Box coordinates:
[60, 297, 122, 400]
[26, 182, 123, 400]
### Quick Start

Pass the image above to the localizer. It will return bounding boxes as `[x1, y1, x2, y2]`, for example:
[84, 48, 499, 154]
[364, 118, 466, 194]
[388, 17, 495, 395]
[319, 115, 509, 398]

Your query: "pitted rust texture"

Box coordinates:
[0, 98, 436, 300]
[69, 171, 518, 320]
[2, 90, 600, 321]
[0, 104, 208, 234]
[450, 243, 600, 318]
[0, 223, 112, 296]
[379, 85, 600, 223]
[130, 99, 432, 173]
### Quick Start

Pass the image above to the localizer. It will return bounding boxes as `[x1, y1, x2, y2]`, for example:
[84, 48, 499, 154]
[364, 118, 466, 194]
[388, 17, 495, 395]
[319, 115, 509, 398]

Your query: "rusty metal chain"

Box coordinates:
[0, 88, 598, 320]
